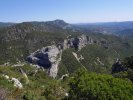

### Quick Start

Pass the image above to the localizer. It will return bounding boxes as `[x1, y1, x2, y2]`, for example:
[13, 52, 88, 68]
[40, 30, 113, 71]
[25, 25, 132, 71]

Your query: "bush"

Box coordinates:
[43, 81, 65, 100]
[68, 69, 133, 100]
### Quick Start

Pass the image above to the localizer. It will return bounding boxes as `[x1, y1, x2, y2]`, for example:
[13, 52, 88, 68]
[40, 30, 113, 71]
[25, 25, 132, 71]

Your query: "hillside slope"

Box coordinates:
[0, 20, 133, 76]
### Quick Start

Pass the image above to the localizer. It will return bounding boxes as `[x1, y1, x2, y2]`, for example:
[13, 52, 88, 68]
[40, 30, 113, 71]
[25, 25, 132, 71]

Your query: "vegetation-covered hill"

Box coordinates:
[0, 20, 133, 99]
[57, 33, 133, 76]
[0, 64, 68, 99]
[0, 20, 75, 64]
[0, 61, 133, 100]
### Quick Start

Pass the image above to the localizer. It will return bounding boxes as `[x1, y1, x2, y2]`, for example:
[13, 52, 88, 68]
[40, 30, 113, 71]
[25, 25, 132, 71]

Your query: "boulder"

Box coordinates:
[11, 78, 23, 89]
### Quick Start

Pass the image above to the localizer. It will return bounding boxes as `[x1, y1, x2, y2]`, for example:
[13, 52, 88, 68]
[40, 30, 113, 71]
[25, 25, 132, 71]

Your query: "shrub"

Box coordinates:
[43, 81, 65, 100]
[68, 69, 133, 100]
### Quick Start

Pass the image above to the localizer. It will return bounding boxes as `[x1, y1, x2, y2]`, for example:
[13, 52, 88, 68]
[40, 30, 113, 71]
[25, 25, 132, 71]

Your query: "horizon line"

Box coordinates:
[1, 20, 133, 24]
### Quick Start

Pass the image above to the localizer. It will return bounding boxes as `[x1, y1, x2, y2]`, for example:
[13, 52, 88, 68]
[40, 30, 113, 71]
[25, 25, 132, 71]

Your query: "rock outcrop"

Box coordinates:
[96, 57, 104, 65]
[72, 52, 87, 70]
[60, 34, 93, 51]
[2, 75, 9, 80]
[11, 78, 23, 89]
[26, 45, 62, 78]
[59, 74, 69, 80]
[20, 68, 29, 84]
[112, 59, 128, 73]
[26, 34, 93, 78]
[26, 34, 93, 77]
[78, 34, 88, 50]
[2, 75, 23, 89]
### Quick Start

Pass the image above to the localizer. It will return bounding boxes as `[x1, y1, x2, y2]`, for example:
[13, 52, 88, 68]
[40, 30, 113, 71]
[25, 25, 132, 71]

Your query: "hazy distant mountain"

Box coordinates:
[73, 21, 133, 36]
[0, 22, 15, 28]
[116, 29, 133, 37]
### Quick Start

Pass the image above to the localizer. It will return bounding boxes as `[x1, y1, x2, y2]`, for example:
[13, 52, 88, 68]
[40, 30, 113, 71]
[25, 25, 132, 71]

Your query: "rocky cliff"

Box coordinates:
[26, 34, 93, 78]
[26, 45, 62, 78]
[61, 34, 93, 50]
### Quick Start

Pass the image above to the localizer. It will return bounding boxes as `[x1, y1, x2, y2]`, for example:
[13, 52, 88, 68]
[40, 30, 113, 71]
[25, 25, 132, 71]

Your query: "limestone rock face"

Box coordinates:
[71, 34, 90, 50]
[49, 50, 62, 78]
[60, 34, 91, 51]
[78, 34, 88, 50]
[63, 39, 69, 49]
[26, 45, 61, 78]
[26, 34, 92, 78]
[72, 52, 84, 62]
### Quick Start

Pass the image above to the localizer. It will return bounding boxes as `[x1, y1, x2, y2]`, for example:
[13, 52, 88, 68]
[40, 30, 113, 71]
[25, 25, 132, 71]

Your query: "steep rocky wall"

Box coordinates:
[26, 34, 93, 78]
[26, 45, 61, 78]
[61, 34, 93, 51]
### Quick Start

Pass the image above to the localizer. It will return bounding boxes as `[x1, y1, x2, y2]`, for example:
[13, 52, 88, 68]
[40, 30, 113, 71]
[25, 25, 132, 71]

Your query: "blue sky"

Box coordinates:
[0, 0, 133, 23]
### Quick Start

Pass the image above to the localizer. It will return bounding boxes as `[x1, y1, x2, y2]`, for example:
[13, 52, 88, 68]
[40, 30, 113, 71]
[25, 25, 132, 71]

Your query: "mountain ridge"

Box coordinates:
[0, 19, 133, 99]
